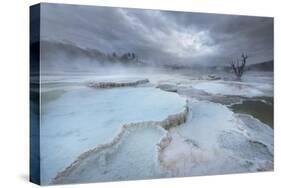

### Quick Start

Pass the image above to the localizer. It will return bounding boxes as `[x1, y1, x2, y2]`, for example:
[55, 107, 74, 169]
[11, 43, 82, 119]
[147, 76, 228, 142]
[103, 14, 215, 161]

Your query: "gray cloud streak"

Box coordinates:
[41, 3, 273, 66]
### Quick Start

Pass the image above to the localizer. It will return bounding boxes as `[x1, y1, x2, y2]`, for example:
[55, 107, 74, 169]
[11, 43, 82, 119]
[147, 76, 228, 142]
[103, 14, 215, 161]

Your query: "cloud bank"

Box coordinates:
[41, 3, 273, 66]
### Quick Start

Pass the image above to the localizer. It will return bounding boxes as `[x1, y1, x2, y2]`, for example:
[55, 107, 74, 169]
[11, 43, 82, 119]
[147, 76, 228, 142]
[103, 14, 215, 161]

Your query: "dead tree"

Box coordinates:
[230, 53, 248, 79]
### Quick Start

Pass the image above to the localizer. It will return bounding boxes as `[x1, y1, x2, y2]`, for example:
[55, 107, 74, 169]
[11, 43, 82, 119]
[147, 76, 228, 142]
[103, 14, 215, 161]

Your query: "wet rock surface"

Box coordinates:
[157, 84, 178, 92]
[88, 78, 149, 88]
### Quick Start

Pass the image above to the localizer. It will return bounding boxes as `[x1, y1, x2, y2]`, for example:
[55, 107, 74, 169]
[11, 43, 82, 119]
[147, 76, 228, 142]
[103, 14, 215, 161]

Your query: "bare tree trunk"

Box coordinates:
[230, 53, 248, 80]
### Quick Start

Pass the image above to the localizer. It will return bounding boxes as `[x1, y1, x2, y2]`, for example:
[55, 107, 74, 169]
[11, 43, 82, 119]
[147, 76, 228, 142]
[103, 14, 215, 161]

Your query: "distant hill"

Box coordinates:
[38, 40, 141, 71]
[208, 60, 274, 72]
[247, 60, 273, 71]
[41, 40, 140, 63]
[162, 60, 274, 72]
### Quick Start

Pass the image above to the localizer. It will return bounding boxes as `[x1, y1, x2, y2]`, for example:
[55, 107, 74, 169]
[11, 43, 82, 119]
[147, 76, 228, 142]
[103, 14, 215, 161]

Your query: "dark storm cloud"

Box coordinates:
[41, 3, 273, 66]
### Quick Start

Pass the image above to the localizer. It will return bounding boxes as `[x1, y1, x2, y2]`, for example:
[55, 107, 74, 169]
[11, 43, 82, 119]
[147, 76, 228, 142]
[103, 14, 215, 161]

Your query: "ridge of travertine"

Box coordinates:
[52, 104, 188, 184]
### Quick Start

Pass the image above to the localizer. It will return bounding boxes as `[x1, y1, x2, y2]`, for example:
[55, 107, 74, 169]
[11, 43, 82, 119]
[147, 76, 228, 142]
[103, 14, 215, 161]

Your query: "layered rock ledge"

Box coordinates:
[52, 105, 188, 184]
[41, 86, 187, 185]
[88, 78, 149, 88]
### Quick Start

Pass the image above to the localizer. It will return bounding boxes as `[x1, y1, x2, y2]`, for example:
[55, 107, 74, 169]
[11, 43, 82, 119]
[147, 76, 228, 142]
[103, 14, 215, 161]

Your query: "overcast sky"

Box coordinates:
[41, 3, 273, 66]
